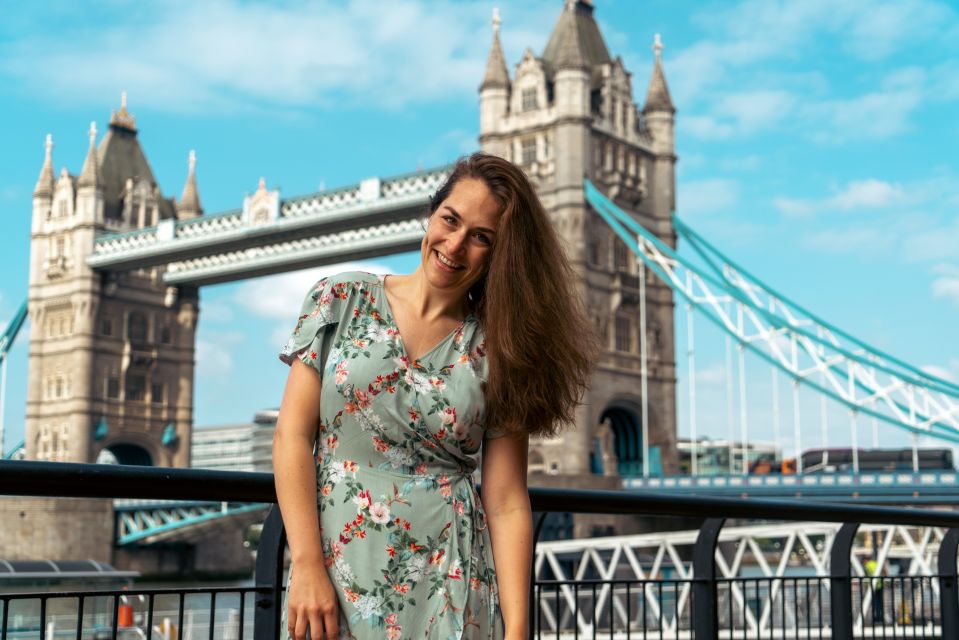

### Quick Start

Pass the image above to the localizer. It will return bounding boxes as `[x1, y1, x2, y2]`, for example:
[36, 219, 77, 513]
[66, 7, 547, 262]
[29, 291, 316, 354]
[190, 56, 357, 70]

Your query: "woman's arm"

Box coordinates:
[481, 432, 531, 639]
[273, 359, 338, 640]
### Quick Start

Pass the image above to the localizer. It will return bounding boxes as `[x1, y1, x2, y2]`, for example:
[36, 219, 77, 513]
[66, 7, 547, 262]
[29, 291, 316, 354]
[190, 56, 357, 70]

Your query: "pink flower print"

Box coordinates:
[391, 583, 409, 594]
[429, 376, 446, 390]
[321, 485, 332, 496]
[387, 624, 402, 640]
[344, 460, 359, 473]
[372, 437, 390, 453]
[319, 292, 332, 307]
[355, 390, 372, 409]
[438, 475, 452, 498]
[415, 462, 427, 475]
[369, 502, 391, 525]
[429, 549, 446, 566]
[453, 499, 465, 516]
[441, 407, 457, 426]
[326, 435, 338, 450]
[470, 577, 482, 591]
[385, 613, 398, 626]
[352, 489, 372, 511]
[351, 337, 367, 349]
[335, 359, 349, 385]
[447, 559, 463, 580]
[408, 408, 419, 422]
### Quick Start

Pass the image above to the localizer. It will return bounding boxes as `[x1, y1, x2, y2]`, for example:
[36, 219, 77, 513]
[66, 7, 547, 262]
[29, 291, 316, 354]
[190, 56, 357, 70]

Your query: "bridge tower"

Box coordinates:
[480, 1, 678, 479]
[25, 96, 199, 468]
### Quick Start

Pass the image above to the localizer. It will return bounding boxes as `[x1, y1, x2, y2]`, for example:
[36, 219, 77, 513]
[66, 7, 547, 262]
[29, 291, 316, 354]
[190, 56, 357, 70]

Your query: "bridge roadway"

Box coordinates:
[115, 471, 958, 547]
[624, 470, 959, 503]
[87, 166, 449, 286]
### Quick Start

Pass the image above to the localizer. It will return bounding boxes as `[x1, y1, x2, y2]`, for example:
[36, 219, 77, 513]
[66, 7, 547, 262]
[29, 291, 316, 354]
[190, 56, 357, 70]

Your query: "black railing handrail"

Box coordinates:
[4, 459, 959, 527]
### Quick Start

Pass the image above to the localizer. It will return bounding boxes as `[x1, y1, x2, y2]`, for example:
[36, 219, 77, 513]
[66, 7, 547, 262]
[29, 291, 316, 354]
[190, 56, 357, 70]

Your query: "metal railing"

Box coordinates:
[2, 460, 959, 638]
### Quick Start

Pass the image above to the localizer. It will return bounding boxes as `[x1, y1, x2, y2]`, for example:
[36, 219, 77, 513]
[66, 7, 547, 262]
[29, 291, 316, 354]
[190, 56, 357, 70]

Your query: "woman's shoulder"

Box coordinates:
[314, 270, 384, 289]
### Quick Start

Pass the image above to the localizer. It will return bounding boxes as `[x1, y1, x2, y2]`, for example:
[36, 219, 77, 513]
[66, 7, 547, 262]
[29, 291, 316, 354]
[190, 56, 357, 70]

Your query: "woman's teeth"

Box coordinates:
[436, 251, 461, 269]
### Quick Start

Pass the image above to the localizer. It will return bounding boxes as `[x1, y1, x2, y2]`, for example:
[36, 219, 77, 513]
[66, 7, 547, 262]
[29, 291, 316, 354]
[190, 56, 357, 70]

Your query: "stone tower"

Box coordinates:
[25, 95, 200, 468]
[479, 1, 678, 480]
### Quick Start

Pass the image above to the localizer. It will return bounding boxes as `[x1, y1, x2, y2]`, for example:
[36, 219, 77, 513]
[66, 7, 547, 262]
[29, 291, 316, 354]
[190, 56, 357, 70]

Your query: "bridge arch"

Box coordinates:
[599, 399, 648, 477]
[96, 441, 154, 466]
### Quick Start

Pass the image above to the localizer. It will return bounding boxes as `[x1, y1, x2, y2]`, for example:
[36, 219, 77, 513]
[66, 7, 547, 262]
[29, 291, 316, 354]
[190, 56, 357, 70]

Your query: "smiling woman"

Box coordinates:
[271, 152, 598, 640]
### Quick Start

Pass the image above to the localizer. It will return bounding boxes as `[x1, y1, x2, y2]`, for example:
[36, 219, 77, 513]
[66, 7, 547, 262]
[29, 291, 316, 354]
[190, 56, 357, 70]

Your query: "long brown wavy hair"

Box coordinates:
[428, 152, 599, 438]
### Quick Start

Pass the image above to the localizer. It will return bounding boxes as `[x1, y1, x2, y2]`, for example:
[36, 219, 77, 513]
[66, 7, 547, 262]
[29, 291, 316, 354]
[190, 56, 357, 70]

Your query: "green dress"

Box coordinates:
[279, 271, 505, 639]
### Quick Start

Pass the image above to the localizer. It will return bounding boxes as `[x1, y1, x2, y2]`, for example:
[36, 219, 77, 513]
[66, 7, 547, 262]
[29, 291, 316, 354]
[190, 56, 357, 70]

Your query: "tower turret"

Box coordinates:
[77, 122, 100, 189]
[33, 134, 55, 200]
[479, 8, 511, 152]
[177, 150, 203, 219]
[642, 34, 675, 154]
[642, 34, 676, 219]
[32, 135, 55, 235]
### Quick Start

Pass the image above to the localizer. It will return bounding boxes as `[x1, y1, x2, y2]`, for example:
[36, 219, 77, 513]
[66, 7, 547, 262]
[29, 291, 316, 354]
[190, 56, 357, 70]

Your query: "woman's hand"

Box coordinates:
[287, 560, 340, 640]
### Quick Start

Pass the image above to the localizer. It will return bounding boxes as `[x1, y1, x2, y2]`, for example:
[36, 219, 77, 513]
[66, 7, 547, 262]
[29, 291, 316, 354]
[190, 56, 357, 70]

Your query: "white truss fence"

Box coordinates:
[533, 521, 950, 638]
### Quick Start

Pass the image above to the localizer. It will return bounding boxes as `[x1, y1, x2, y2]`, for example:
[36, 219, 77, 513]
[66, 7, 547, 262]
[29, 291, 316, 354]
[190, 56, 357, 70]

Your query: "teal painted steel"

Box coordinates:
[675, 216, 959, 396]
[584, 179, 959, 443]
[2, 438, 24, 460]
[0, 300, 28, 364]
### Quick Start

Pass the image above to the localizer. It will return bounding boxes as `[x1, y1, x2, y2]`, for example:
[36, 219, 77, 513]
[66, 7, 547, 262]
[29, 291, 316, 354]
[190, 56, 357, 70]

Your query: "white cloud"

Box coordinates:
[799, 226, 897, 255]
[678, 178, 740, 216]
[831, 179, 906, 210]
[807, 82, 923, 142]
[233, 260, 395, 321]
[196, 330, 245, 377]
[932, 264, 959, 306]
[921, 362, 958, 383]
[0, 0, 556, 113]
[774, 178, 906, 218]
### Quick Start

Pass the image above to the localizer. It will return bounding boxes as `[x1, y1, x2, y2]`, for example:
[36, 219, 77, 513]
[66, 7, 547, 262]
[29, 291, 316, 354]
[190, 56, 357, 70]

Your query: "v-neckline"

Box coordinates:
[380, 275, 472, 365]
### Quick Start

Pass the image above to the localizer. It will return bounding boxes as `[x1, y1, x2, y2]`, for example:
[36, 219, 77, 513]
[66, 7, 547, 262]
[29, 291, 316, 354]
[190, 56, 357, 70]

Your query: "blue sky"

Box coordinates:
[1, 0, 957, 460]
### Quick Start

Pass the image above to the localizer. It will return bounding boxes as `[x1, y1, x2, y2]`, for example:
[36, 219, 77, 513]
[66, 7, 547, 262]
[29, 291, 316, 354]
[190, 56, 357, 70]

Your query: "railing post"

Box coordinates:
[528, 511, 548, 640]
[830, 522, 859, 640]
[253, 505, 287, 640]
[692, 517, 725, 638]
[938, 528, 959, 638]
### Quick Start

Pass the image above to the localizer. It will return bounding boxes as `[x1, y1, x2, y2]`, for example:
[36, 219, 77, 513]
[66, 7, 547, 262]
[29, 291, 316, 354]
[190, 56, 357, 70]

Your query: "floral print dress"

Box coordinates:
[278, 271, 505, 639]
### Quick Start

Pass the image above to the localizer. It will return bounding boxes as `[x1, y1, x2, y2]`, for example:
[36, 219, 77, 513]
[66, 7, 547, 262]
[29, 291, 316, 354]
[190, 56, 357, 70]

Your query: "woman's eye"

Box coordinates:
[442, 216, 456, 225]
[474, 234, 491, 245]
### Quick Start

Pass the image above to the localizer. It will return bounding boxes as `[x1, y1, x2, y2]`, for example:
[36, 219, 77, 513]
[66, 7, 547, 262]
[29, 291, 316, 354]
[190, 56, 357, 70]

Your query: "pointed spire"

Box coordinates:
[33, 134, 55, 198]
[78, 121, 101, 188]
[643, 34, 675, 114]
[110, 90, 138, 132]
[480, 7, 510, 91]
[541, 0, 610, 72]
[177, 149, 203, 217]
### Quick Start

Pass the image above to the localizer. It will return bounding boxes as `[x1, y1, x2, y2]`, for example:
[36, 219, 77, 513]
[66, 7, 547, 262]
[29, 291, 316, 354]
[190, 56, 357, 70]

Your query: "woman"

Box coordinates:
[273, 152, 596, 639]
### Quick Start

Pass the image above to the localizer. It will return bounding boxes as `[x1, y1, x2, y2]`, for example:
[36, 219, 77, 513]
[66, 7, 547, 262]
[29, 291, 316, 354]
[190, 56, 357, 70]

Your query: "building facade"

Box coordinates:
[191, 410, 278, 473]
[479, 1, 679, 478]
[26, 96, 201, 467]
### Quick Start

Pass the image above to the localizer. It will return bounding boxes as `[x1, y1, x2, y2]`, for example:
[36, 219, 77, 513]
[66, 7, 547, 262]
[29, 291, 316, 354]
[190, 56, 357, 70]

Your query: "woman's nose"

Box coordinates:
[446, 230, 467, 253]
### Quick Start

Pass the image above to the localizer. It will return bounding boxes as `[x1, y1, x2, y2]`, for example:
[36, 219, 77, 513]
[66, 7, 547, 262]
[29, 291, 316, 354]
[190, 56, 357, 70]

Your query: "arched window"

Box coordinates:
[127, 312, 148, 344]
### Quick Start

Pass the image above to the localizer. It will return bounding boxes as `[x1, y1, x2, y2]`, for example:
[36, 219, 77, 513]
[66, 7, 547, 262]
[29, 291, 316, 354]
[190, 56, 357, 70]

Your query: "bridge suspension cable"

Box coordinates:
[584, 179, 959, 448]
[0, 300, 28, 458]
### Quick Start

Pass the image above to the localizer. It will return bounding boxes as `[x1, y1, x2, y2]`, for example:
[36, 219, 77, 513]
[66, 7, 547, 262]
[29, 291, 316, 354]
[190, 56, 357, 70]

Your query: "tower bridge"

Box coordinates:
[4, 0, 682, 563]
[3, 0, 957, 572]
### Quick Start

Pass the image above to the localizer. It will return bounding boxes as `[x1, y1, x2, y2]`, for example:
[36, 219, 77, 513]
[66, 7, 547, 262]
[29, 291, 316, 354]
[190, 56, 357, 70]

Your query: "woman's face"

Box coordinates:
[421, 177, 501, 297]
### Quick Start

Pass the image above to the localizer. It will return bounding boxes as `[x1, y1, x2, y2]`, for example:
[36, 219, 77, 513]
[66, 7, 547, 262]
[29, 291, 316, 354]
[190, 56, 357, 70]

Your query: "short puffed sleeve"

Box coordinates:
[278, 277, 351, 381]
